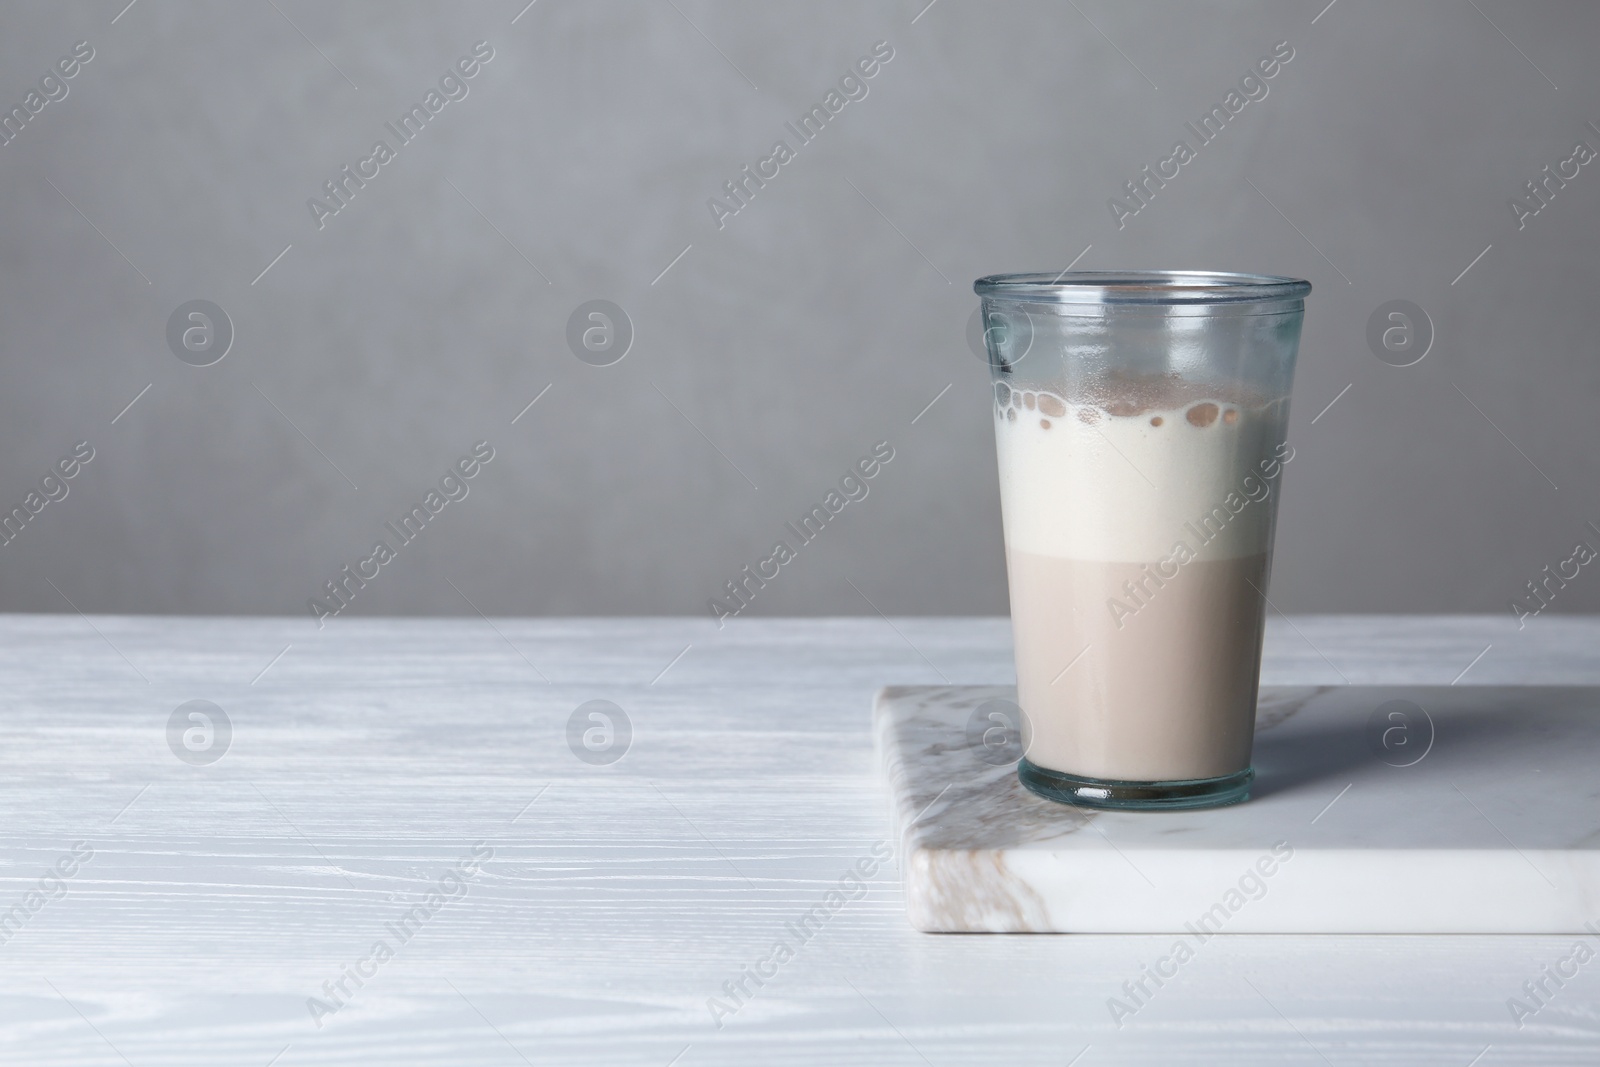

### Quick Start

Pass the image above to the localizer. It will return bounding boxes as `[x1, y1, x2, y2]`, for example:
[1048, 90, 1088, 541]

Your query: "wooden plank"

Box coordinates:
[0, 615, 1594, 1064]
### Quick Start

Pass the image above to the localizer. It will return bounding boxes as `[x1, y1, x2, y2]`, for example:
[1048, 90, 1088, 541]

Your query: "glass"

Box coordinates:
[973, 271, 1311, 810]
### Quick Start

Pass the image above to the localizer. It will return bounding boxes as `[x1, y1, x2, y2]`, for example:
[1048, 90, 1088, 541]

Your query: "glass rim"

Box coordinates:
[973, 270, 1312, 305]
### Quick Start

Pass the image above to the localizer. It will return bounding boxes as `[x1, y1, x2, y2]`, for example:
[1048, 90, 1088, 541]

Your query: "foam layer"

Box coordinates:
[993, 379, 1289, 562]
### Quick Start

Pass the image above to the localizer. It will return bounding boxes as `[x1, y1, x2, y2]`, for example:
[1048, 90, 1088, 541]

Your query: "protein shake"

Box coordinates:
[994, 375, 1292, 783]
[973, 271, 1310, 809]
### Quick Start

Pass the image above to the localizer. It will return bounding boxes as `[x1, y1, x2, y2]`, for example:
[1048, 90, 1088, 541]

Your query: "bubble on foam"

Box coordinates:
[994, 382, 1277, 432]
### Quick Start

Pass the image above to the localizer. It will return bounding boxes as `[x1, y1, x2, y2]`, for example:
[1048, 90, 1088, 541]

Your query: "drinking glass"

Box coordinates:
[974, 271, 1310, 810]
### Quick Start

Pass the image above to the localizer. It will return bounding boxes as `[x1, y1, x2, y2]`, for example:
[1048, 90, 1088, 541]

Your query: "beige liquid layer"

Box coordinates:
[1008, 550, 1270, 782]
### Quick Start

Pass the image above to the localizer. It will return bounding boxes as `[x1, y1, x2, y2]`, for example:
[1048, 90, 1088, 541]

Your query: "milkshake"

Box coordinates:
[974, 271, 1309, 810]
[995, 376, 1290, 781]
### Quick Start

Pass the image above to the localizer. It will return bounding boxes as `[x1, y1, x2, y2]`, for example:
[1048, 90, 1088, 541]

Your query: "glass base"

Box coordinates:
[1017, 759, 1253, 811]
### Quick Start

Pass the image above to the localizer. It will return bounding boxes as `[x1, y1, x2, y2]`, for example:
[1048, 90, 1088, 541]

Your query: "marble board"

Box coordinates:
[875, 685, 1600, 933]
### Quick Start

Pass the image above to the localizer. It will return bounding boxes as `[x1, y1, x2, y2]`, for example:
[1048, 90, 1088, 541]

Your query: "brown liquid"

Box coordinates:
[1007, 550, 1270, 782]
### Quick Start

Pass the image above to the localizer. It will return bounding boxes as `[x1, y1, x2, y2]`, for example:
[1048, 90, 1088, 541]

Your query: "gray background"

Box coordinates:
[1, 0, 1596, 622]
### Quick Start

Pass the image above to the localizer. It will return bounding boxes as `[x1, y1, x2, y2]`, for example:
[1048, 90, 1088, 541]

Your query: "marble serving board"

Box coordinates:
[875, 685, 1600, 933]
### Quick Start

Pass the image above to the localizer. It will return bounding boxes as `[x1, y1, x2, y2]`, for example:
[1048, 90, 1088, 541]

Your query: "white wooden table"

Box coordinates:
[2, 614, 1596, 1065]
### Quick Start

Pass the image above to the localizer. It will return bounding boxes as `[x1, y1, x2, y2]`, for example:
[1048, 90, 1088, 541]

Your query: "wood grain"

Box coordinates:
[0, 614, 1596, 1064]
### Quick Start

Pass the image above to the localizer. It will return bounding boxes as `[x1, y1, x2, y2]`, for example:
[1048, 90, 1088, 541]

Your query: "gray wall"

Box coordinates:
[1, 0, 1597, 622]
